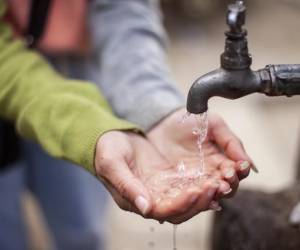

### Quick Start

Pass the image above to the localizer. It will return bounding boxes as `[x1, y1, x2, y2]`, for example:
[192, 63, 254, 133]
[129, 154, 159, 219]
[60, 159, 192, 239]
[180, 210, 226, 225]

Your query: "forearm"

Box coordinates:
[89, 0, 184, 131]
[0, 1, 137, 173]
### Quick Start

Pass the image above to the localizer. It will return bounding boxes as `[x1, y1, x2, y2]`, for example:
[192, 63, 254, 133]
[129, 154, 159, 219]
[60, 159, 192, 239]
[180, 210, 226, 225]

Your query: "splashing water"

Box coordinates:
[180, 111, 209, 176]
[170, 112, 209, 250]
[177, 160, 186, 177]
[194, 112, 209, 144]
[180, 111, 191, 124]
[144, 111, 210, 250]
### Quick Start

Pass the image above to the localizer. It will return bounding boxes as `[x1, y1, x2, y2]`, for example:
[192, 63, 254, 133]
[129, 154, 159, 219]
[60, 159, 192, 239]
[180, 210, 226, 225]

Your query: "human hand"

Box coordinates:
[148, 109, 256, 201]
[95, 131, 223, 224]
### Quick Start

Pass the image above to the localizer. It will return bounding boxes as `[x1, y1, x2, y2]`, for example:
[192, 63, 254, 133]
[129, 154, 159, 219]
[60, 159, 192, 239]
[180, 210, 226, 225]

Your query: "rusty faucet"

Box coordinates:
[186, 0, 300, 114]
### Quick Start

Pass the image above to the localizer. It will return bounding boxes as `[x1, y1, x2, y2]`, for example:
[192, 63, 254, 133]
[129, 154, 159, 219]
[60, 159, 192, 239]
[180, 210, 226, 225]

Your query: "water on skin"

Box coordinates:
[171, 112, 209, 250]
[192, 112, 222, 211]
[146, 111, 211, 250]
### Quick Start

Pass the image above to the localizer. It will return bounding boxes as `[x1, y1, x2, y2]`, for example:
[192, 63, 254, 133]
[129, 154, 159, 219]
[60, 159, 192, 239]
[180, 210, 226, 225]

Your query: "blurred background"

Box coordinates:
[24, 0, 300, 249]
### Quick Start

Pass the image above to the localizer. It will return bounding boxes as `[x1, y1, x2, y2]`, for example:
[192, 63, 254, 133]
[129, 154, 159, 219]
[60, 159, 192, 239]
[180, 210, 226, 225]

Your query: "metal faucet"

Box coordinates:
[186, 1, 300, 114]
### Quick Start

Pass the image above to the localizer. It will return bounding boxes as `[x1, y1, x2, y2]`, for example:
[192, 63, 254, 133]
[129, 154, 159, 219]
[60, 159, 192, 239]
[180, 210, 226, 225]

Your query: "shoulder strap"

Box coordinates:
[26, 0, 52, 47]
[0, 121, 20, 171]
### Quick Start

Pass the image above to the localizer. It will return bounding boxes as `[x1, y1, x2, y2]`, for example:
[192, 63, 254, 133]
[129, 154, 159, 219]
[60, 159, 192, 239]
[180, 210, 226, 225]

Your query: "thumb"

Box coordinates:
[101, 158, 152, 216]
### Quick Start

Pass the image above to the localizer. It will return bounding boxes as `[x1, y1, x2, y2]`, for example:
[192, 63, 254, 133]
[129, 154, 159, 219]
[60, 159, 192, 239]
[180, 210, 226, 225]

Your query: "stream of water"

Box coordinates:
[181, 111, 208, 176]
[173, 225, 177, 250]
[172, 112, 209, 250]
[145, 111, 211, 250]
[193, 112, 209, 176]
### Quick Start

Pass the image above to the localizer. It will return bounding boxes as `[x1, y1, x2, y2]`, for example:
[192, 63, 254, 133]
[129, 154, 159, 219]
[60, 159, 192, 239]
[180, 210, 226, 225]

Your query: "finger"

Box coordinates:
[209, 200, 222, 211]
[210, 117, 259, 173]
[237, 161, 252, 180]
[227, 160, 251, 180]
[98, 157, 152, 216]
[209, 116, 252, 163]
[98, 175, 142, 214]
[206, 154, 239, 195]
[219, 160, 239, 191]
[215, 180, 235, 199]
[166, 180, 219, 224]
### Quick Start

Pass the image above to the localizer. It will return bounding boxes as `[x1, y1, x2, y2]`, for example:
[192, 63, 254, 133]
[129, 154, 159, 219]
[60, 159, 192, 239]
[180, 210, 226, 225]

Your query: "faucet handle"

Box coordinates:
[221, 1, 252, 70]
[227, 1, 246, 34]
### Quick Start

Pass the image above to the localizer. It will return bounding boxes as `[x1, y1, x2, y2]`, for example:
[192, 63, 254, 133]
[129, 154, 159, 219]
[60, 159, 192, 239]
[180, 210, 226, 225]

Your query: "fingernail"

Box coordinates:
[240, 161, 250, 171]
[251, 164, 259, 173]
[135, 196, 150, 215]
[224, 169, 235, 179]
[223, 188, 232, 195]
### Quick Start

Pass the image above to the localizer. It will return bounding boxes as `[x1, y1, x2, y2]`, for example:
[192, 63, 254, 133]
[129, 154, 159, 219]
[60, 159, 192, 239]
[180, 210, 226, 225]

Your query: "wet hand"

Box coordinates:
[95, 131, 222, 224]
[148, 108, 255, 200]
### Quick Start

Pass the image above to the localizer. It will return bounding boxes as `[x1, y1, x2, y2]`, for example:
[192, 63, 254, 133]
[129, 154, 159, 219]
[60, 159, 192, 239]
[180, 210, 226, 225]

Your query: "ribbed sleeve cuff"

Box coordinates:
[61, 105, 140, 175]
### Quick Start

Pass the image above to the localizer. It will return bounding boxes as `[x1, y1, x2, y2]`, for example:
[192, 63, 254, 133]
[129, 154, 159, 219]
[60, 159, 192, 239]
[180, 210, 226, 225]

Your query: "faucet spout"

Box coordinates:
[187, 68, 261, 114]
[187, 64, 300, 114]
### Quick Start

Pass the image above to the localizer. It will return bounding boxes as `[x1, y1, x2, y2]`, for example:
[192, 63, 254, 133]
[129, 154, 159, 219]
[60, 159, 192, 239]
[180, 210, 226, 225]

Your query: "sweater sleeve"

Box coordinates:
[0, 1, 139, 174]
[88, 0, 184, 131]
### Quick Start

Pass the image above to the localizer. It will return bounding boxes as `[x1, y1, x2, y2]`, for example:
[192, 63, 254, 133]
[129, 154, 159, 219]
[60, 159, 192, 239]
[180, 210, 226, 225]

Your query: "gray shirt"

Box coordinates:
[87, 0, 184, 130]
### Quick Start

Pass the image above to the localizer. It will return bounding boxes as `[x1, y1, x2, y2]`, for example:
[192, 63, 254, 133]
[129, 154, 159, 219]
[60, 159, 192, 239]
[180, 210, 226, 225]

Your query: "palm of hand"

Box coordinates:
[128, 132, 223, 223]
[148, 109, 252, 202]
[148, 112, 229, 182]
[96, 131, 214, 223]
[128, 112, 236, 223]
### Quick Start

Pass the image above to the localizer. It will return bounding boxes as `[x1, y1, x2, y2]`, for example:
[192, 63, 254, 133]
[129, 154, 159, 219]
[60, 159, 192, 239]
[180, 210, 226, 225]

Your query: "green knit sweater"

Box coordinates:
[0, 1, 138, 174]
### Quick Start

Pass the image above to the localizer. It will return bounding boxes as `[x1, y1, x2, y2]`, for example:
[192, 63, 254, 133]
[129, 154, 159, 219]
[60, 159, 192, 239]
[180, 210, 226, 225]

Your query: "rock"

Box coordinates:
[211, 185, 300, 250]
[289, 202, 300, 225]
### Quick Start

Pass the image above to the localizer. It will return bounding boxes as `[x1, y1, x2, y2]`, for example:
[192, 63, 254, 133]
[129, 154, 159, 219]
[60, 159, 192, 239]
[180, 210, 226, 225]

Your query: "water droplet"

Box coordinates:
[177, 160, 186, 175]
[180, 111, 191, 124]
[148, 241, 155, 248]
[173, 225, 178, 250]
[192, 128, 199, 135]
[166, 187, 181, 198]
